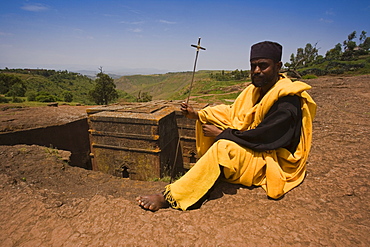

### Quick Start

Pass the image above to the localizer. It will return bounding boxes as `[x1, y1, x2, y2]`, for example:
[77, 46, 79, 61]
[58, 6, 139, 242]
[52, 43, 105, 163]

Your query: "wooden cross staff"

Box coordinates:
[171, 38, 206, 182]
[186, 37, 206, 103]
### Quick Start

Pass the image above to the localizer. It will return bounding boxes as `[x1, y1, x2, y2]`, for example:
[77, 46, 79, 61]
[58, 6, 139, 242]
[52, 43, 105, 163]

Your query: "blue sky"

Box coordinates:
[1, 0, 369, 74]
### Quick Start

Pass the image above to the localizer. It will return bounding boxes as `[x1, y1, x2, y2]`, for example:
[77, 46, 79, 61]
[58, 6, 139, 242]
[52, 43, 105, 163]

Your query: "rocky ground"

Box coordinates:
[0, 104, 92, 132]
[0, 75, 369, 246]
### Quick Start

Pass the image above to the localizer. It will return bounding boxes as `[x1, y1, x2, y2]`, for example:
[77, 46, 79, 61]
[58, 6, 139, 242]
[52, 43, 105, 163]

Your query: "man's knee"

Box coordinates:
[214, 139, 245, 152]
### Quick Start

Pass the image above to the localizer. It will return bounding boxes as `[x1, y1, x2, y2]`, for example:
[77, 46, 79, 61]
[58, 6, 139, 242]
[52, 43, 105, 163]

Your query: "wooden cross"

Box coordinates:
[187, 37, 206, 103]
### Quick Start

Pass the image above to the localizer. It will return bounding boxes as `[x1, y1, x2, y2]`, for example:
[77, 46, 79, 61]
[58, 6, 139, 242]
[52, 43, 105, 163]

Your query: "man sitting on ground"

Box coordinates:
[136, 41, 317, 211]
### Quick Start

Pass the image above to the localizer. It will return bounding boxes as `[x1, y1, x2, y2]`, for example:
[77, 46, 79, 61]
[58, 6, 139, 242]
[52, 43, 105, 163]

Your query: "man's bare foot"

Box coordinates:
[136, 194, 170, 211]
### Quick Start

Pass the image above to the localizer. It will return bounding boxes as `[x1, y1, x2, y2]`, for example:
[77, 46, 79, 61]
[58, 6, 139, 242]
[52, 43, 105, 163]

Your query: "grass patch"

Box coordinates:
[152, 176, 172, 182]
[302, 74, 318, 79]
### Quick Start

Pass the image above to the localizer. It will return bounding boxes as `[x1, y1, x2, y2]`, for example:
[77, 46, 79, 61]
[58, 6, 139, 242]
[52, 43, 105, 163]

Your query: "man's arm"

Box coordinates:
[215, 95, 302, 153]
[181, 102, 223, 137]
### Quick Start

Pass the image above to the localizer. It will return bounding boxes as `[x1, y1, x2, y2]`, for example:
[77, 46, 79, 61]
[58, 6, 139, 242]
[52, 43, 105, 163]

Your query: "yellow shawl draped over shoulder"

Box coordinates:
[197, 75, 316, 199]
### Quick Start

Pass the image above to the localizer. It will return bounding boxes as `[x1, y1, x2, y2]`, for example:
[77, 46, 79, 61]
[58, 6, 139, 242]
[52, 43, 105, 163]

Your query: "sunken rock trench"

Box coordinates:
[0, 107, 92, 170]
[0, 101, 207, 180]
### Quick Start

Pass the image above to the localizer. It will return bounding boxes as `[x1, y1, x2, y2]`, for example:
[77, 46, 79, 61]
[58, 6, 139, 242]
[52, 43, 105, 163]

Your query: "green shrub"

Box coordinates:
[12, 97, 24, 103]
[329, 69, 345, 74]
[63, 91, 73, 102]
[301, 68, 327, 76]
[25, 91, 37, 101]
[0, 73, 25, 96]
[302, 74, 318, 79]
[36, 92, 57, 102]
[136, 91, 152, 102]
[0, 95, 9, 103]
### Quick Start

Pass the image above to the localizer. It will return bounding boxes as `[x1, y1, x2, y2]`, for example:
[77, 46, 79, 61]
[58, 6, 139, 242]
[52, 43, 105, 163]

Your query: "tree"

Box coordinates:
[343, 31, 357, 51]
[361, 37, 370, 51]
[286, 43, 319, 70]
[0, 73, 26, 96]
[63, 91, 73, 102]
[136, 91, 152, 102]
[348, 31, 357, 41]
[26, 91, 37, 101]
[303, 43, 319, 65]
[359, 31, 367, 44]
[35, 91, 57, 102]
[7, 82, 27, 98]
[359, 31, 370, 51]
[89, 67, 118, 105]
[325, 43, 342, 60]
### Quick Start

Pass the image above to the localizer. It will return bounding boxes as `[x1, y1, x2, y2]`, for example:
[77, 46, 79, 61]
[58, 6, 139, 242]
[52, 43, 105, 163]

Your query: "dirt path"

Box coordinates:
[0, 75, 369, 246]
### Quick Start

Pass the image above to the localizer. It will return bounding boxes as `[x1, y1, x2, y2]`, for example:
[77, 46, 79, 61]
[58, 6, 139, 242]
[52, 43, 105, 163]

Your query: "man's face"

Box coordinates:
[250, 58, 281, 88]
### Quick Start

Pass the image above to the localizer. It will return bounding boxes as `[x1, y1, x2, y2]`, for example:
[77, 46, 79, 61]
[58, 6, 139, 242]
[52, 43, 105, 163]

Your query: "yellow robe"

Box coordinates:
[165, 75, 316, 210]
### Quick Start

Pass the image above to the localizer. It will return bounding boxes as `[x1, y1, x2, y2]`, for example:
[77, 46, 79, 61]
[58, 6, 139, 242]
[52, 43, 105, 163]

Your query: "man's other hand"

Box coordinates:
[202, 124, 222, 137]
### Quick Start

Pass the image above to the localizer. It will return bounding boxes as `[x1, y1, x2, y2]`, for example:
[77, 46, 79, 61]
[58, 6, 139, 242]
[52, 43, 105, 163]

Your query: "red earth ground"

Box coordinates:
[0, 75, 369, 246]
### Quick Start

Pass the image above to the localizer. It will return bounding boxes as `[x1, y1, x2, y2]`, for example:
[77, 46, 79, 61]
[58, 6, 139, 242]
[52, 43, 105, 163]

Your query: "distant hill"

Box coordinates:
[75, 68, 169, 79]
[2, 55, 369, 106]
[115, 71, 194, 100]
[114, 70, 246, 101]
[0, 69, 95, 104]
[74, 70, 124, 80]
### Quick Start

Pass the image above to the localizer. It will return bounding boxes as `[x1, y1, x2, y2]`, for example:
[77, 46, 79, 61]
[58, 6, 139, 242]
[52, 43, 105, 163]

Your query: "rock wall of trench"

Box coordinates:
[0, 118, 91, 169]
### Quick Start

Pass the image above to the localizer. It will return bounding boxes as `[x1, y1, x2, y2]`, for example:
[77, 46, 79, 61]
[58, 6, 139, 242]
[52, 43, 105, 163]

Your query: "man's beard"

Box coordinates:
[252, 75, 270, 87]
[251, 73, 277, 87]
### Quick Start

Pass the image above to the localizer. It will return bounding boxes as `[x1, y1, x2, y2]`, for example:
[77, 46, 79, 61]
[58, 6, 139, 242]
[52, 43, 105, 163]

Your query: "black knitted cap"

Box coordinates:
[250, 41, 282, 62]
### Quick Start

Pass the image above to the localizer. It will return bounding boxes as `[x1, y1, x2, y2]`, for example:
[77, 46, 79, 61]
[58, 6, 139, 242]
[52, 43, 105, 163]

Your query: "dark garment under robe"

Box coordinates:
[215, 95, 302, 154]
